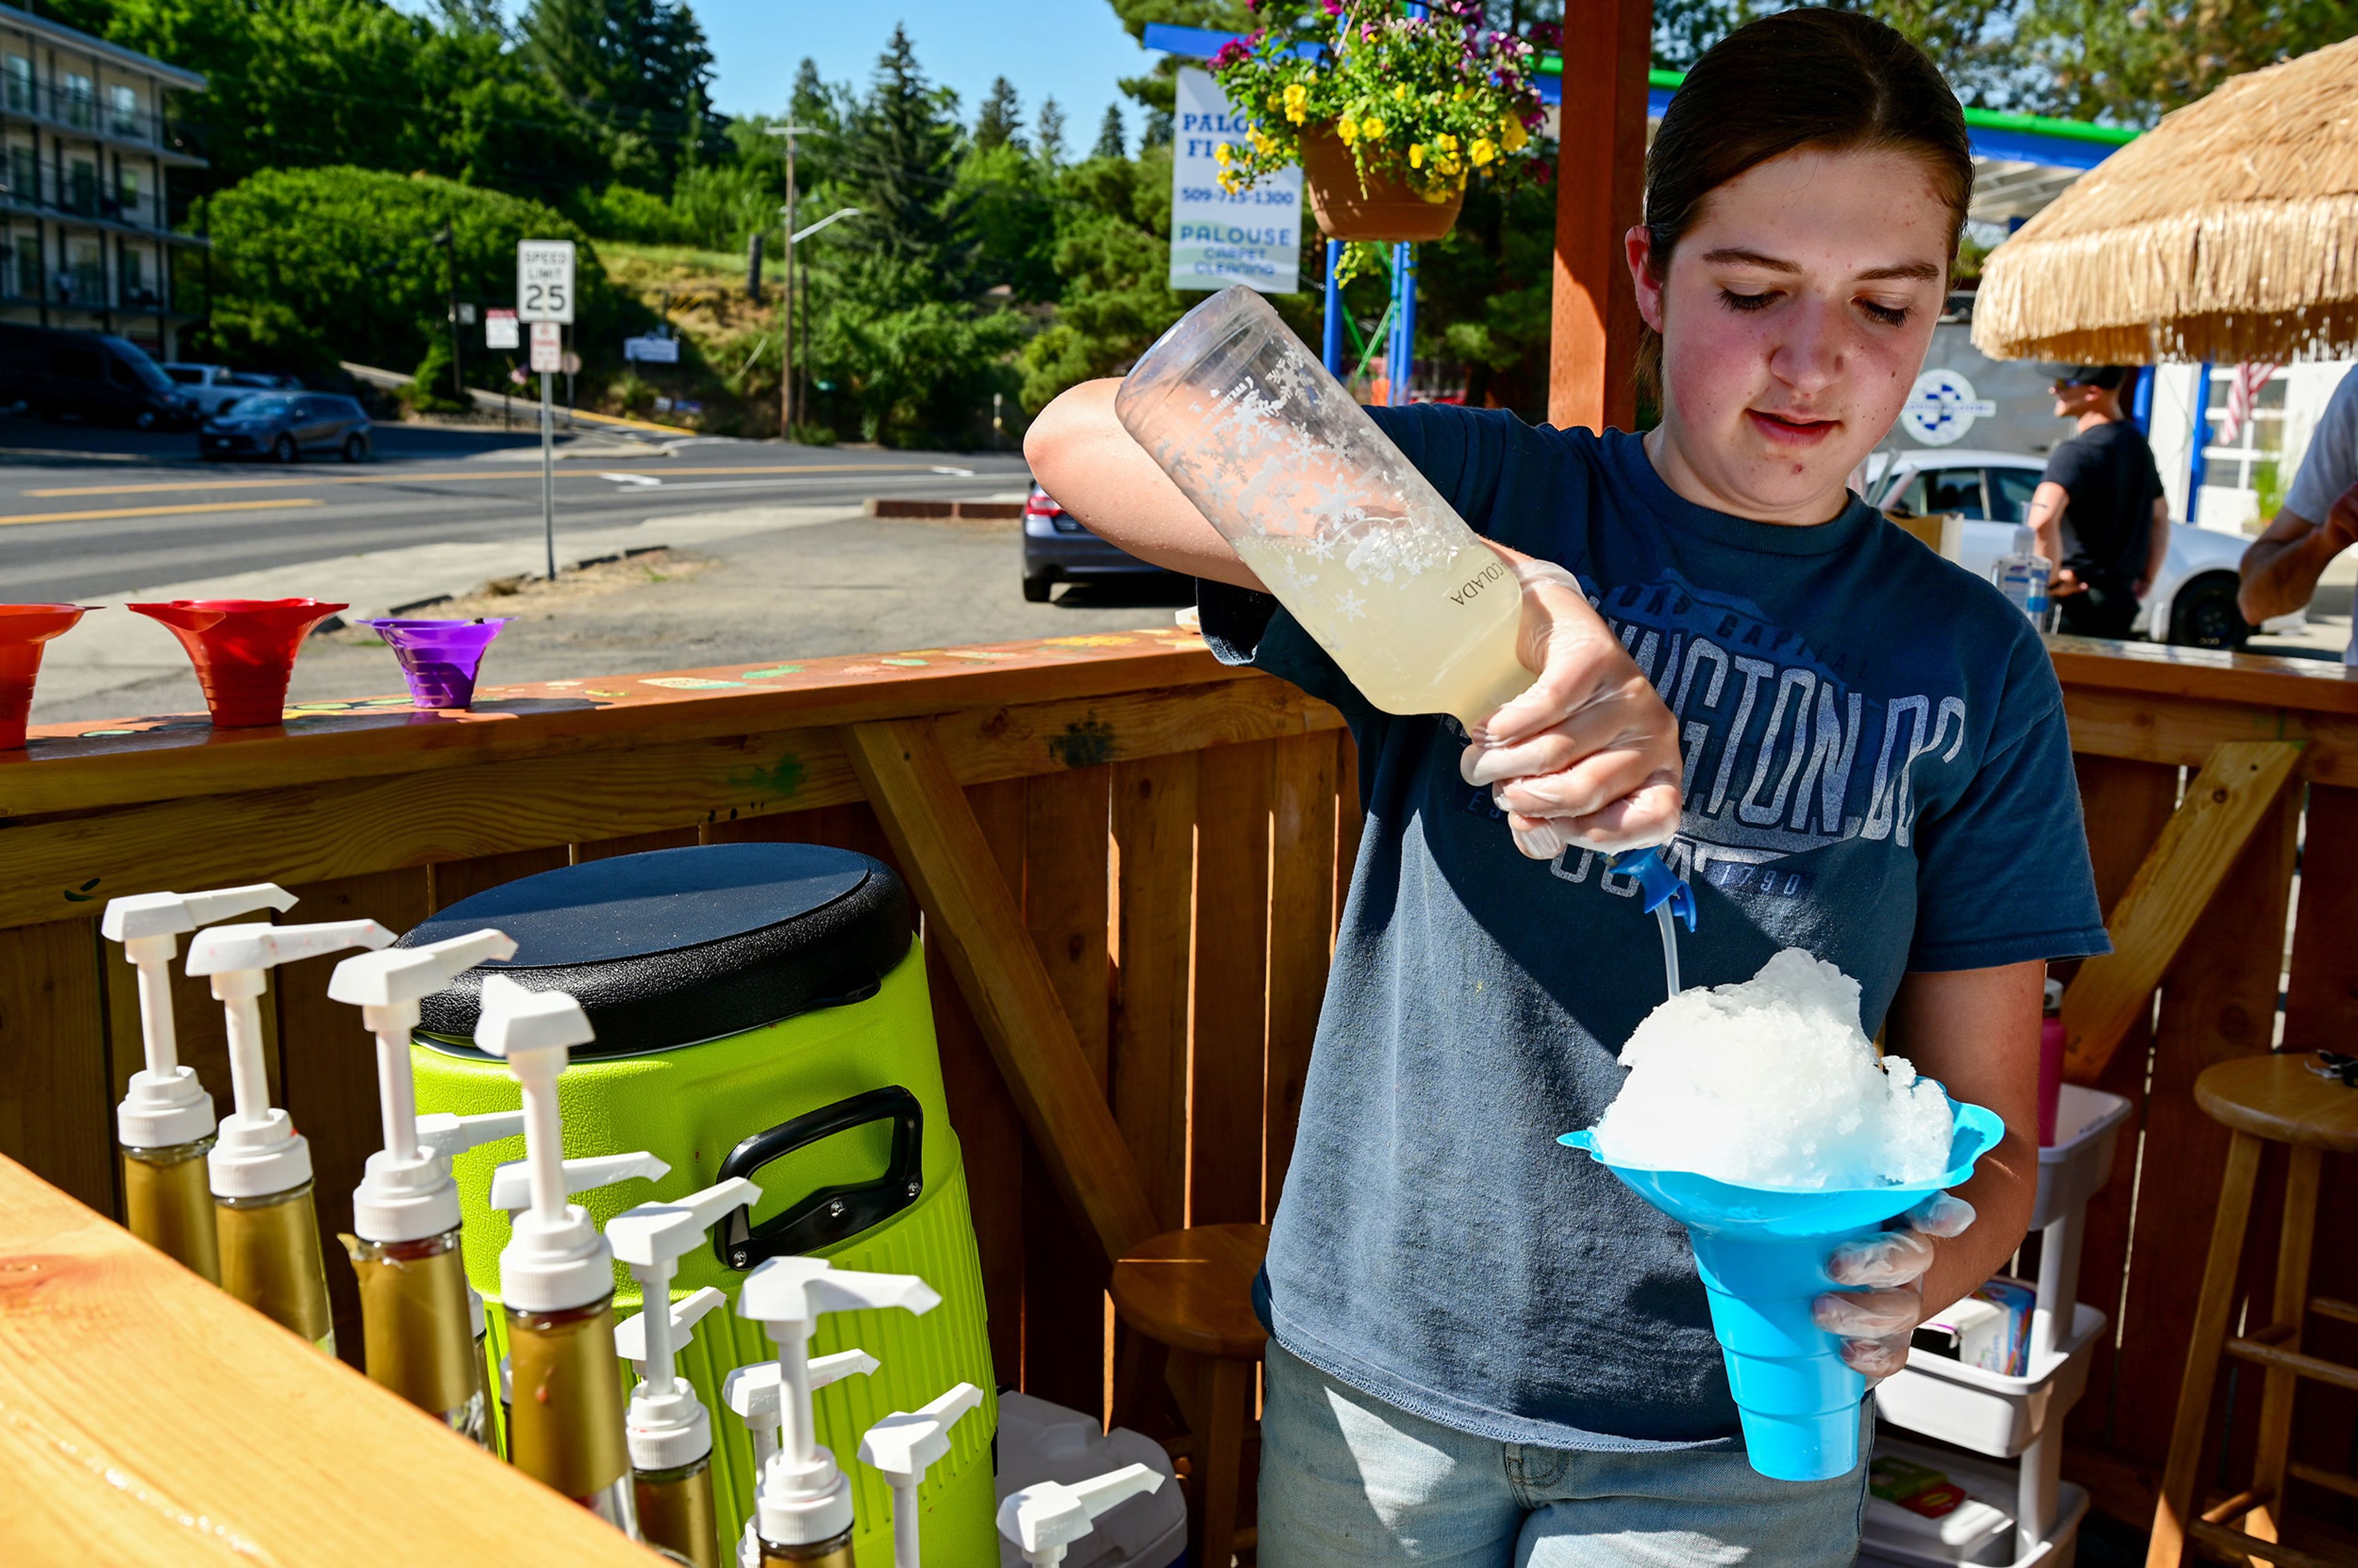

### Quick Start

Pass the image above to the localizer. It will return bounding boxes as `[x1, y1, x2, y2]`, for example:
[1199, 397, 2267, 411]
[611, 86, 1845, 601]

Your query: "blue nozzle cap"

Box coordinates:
[1612, 847, 1697, 931]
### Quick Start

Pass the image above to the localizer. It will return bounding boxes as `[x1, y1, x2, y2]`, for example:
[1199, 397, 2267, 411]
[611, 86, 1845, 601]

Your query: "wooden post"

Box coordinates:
[1549, 0, 1652, 433]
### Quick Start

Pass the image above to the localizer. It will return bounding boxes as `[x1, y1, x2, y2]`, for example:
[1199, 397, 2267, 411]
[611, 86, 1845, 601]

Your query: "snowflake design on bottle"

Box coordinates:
[1333, 589, 1368, 621]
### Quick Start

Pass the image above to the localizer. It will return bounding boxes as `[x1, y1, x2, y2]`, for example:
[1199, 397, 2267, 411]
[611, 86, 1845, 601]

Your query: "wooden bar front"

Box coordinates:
[2, 627, 2354, 1544]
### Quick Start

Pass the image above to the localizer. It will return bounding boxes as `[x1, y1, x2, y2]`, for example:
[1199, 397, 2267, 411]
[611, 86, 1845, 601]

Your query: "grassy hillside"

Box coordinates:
[592, 241, 796, 437]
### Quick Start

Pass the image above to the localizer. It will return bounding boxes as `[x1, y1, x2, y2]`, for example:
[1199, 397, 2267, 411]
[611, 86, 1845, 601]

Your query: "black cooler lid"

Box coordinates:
[403, 843, 911, 1056]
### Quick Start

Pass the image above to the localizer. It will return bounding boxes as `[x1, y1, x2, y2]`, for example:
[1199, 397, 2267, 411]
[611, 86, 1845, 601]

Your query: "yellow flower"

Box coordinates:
[1501, 117, 1528, 152]
[1286, 104, 1305, 124]
[1437, 133, 1458, 151]
[1469, 136, 1496, 166]
[1214, 142, 1233, 165]
[1218, 171, 1240, 193]
[1409, 142, 1426, 168]
[1251, 126, 1277, 155]
[1361, 115, 1385, 140]
[1336, 115, 1360, 143]
[1392, 83, 1407, 101]
[1283, 82, 1307, 107]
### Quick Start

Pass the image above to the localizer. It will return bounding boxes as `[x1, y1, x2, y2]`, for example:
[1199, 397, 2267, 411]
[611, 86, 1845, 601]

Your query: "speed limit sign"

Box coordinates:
[516, 239, 575, 324]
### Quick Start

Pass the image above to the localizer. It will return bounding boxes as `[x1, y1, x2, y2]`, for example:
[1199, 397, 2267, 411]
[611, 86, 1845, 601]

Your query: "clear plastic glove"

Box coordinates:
[1811, 1192, 1976, 1381]
[1457, 553, 1683, 860]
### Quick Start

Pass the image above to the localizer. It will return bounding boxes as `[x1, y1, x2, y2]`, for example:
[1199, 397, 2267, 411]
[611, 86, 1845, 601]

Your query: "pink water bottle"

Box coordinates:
[2038, 976, 2066, 1146]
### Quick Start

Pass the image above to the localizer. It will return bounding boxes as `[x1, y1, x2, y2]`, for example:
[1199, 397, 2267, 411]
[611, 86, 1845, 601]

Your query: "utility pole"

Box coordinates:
[437, 220, 464, 404]
[765, 125, 813, 439]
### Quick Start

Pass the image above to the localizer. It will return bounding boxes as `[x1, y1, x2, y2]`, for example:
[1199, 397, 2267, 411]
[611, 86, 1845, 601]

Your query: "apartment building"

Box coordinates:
[0, 1, 205, 359]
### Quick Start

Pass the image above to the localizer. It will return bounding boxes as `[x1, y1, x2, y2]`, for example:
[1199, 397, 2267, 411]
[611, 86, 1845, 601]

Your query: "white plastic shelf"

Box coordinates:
[1875, 1302, 2105, 1459]
[2029, 1085, 2131, 1232]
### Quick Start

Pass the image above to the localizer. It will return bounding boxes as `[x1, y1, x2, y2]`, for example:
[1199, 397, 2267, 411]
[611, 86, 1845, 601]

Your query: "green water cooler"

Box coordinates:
[402, 842, 997, 1566]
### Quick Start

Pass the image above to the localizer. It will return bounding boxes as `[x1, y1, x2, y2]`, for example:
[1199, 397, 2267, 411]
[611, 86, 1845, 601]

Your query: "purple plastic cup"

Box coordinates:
[361, 618, 511, 710]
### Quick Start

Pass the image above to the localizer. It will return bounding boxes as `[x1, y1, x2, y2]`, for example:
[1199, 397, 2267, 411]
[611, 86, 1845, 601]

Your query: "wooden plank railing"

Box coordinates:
[1, 627, 2352, 1539]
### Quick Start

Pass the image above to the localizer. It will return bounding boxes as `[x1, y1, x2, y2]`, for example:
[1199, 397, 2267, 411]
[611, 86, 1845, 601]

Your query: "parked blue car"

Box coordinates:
[199, 392, 372, 462]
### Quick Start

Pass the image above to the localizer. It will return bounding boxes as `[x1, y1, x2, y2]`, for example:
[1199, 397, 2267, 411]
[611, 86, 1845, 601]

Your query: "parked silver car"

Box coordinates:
[160, 362, 253, 417]
[1867, 448, 2293, 649]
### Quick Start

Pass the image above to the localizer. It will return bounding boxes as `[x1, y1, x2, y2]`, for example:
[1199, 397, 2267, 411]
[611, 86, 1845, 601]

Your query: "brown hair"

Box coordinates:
[1635, 9, 1974, 403]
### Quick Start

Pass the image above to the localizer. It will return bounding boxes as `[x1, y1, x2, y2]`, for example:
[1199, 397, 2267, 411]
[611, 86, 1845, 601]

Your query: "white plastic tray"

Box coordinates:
[1861, 1438, 2090, 1568]
[1874, 1302, 2105, 1458]
[2028, 1086, 2130, 1232]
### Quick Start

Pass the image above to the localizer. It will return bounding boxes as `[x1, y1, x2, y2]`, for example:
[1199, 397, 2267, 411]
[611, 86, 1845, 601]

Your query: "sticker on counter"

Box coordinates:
[742, 664, 805, 679]
[642, 677, 745, 690]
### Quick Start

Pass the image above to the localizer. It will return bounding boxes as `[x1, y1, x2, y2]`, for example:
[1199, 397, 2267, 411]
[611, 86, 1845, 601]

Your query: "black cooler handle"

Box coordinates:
[714, 1085, 924, 1271]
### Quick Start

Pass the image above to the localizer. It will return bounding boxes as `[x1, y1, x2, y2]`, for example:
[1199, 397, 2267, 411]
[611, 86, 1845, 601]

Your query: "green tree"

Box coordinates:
[975, 76, 1025, 151]
[1037, 97, 1068, 169]
[2007, 0, 2358, 123]
[196, 165, 645, 381]
[518, 0, 718, 185]
[835, 25, 967, 273]
[1092, 103, 1126, 160]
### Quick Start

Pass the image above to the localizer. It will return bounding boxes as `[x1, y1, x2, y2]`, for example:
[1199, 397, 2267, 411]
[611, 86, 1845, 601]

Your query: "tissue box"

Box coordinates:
[1913, 1277, 2036, 1376]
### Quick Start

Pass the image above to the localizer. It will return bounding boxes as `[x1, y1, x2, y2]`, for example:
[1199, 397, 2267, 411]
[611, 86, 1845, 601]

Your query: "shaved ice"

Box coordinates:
[1588, 948, 1954, 1189]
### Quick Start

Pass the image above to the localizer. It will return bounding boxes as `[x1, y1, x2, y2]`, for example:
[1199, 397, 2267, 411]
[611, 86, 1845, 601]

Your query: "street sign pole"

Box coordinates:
[540, 370, 556, 581]
[516, 239, 574, 581]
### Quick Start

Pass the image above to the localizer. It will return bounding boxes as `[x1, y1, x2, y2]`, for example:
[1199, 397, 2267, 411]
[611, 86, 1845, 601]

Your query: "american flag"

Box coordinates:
[2218, 362, 2280, 446]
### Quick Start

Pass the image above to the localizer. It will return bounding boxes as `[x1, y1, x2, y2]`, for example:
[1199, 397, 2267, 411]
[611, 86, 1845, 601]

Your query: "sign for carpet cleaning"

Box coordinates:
[484, 308, 518, 349]
[529, 320, 562, 373]
[516, 238, 576, 324]
[1170, 68, 1301, 295]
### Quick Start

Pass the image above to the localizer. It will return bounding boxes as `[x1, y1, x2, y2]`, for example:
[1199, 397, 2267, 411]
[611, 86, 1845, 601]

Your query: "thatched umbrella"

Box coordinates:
[1972, 34, 2358, 364]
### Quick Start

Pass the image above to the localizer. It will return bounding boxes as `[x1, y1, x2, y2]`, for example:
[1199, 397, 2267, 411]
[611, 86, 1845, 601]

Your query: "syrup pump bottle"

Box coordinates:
[328, 930, 519, 1445]
[100, 883, 297, 1281]
[726, 1349, 879, 1487]
[996, 1466, 1168, 1567]
[185, 917, 395, 1351]
[607, 1177, 761, 1568]
[488, 1147, 671, 1451]
[736, 1257, 941, 1566]
[416, 1109, 529, 1448]
[858, 1383, 985, 1568]
[475, 972, 645, 1536]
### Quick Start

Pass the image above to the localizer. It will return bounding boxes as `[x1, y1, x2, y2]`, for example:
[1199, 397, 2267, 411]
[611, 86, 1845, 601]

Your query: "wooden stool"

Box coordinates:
[1110, 1222, 1269, 1567]
[2146, 1054, 2358, 1568]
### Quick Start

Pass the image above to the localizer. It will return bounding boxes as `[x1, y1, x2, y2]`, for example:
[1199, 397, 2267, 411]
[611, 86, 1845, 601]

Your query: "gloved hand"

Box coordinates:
[1811, 1192, 1976, 1380]
[1458, 551, 1682, 860]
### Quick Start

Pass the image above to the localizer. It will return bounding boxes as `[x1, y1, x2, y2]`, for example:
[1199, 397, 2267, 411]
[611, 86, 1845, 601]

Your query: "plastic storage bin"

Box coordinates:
[2028, 1085, 2130, 1232]
[1860, 1438, 2088, 1568]
[1874, 1302, 2105, 1458]
[994, 1391, 1185, 1568]
[405, 843, 998, 1567]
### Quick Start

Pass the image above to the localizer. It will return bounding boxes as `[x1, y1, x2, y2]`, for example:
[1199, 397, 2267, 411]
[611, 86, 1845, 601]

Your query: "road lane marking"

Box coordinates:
[21, 463, 984, 497]
[0, 498, 325, 526]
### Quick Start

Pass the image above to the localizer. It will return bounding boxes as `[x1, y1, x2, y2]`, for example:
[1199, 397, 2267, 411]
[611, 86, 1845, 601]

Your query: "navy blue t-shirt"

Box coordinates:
[1203, 406, 2110, 1451]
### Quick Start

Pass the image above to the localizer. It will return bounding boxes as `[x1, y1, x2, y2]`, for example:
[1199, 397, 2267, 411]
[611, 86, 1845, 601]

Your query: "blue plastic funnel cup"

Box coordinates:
[1560, 1095, 2004, 1483]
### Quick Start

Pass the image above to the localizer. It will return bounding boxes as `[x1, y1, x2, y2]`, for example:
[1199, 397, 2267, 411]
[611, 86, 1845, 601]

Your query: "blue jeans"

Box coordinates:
[1259, 1341, 1871, 1567]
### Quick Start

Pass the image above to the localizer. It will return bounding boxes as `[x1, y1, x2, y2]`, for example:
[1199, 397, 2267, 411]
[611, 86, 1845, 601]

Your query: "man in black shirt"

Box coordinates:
[2027, 366, 2170, 638]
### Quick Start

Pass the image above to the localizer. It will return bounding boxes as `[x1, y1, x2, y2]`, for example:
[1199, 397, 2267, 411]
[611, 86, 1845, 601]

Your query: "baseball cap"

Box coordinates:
[2045, 365, 2130, 390]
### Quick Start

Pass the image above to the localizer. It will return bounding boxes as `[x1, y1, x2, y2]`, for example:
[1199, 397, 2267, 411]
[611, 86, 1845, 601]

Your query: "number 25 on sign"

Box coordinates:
[516, 239, 575, 324]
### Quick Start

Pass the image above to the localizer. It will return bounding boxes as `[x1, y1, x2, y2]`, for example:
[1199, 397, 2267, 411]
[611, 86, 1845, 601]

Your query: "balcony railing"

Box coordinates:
[2, 82, 198, 158]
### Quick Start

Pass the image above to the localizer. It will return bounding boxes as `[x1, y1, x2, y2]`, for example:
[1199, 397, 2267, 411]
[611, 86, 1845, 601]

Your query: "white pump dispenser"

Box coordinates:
[475, 973, 618, 1313]
[486, 1144, 671, 1406]
[996, 1465, 1169, 1568]
[858, 1382, 985, 1568]
[329, 929, 518, 1241]
[608, 1178, 760, 1471]
[102, 883, 296, 1147]
[185, 918, 395, 1199]
[736, 1257, 941, 1553]
[726, 1349, 879, 1478]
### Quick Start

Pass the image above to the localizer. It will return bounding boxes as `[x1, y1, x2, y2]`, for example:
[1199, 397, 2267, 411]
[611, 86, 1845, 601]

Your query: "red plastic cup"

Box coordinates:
[0, 604, 90, 750]
[127, 598, 347, 728]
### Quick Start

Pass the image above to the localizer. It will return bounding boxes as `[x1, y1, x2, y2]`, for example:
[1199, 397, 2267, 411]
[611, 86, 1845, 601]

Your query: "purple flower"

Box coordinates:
[1212, 39, 1248, 68]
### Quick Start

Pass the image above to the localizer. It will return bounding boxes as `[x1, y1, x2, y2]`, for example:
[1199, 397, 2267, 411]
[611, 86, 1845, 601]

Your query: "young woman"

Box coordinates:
[1029, 11, 2108, 1562]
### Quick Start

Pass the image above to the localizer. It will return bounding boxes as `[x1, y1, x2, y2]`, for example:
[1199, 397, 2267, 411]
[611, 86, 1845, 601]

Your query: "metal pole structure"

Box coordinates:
[1322, 239, 1344, 376]
[1387, 241, 1417, 406]
[768, 125, 818, 440]
[540, 369, 556, 580]
[439, 220, 463, 404]
[2185, 362, 2214, 527]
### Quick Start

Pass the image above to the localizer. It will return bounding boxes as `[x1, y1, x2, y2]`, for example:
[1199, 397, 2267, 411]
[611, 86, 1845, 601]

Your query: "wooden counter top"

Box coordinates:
[0, 1154, 658, 1566]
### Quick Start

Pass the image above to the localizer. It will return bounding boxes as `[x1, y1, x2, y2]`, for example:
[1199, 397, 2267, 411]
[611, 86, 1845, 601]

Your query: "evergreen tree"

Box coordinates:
[975, 76, 1024, 151]
[1091, 103, 1125, 160]
[836, 25, 966, 274]
[1037, 97, 1068, 168]
[518, 0, 718, 183]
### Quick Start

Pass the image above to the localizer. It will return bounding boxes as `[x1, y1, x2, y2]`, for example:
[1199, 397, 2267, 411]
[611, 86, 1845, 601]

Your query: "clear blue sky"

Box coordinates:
[702, 1, 1153, 146]
[478, 0, 1159, 150]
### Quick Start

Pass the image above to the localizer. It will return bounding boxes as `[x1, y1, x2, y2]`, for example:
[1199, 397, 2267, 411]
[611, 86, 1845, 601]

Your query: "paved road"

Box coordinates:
[0, 414, 1034, 601]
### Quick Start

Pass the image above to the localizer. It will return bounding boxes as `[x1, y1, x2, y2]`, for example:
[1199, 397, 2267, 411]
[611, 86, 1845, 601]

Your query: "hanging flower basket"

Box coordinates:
[1299, 124, 1464, 243]
[1210, 1, 1546, 262]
